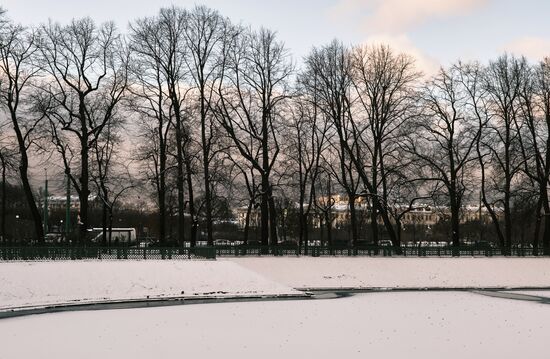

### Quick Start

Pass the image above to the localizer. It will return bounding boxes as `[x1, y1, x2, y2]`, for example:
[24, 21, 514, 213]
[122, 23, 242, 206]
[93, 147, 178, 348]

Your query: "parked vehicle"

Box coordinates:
[214, 239, 232, 246]
[44, 233, 62, 244]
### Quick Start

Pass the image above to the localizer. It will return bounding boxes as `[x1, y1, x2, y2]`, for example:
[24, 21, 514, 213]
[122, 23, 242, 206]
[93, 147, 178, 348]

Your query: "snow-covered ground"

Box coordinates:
[2, 258, 550, 357]
[228, 257, 550, 289]
[2, 257, 550, 311]
[0, 260, 300, 310]
[1, 291, 548, 359]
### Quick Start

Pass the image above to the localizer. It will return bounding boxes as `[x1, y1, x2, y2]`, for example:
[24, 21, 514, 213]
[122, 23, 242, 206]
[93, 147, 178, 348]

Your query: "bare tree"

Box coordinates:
[313, 165, 336, 249]
[287, 96, 330, 250]
[516, 57, 550, 254]
[0, 144, 16, 242]
[37, 18, 128, 240]
[350, 44, 420, 246]
[184, 5, 230, 246]
[226, 154, 260, 244]
[214, 27, 293, 246]
[91, 115, 135, 245]
[1, 9, 13, 242]
[406, 64, 479, 249]
[302, 40, 404, 248]
[129, 7, 193, 245]
[479, 55, 527, 252]
[0, 19, 44, 242]
[301, 41, 361, 246]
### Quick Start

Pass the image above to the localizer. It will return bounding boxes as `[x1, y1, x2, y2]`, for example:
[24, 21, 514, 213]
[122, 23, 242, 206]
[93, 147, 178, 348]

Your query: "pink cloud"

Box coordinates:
[363, 33, 440, 76]
[330, 0, 489, 33]
[503, 37, 550, 61]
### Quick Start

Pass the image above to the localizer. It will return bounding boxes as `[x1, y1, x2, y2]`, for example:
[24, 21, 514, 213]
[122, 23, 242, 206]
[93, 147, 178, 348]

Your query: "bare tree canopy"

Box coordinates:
[36, 18, 128, 240]
[1, 4, 550, 255]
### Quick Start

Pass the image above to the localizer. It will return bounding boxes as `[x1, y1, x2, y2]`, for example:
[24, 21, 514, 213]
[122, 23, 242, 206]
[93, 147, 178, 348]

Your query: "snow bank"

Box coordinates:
[228, 257, 550, 289]
[3, 257, 549, 312]
[0, 260, 300, 310]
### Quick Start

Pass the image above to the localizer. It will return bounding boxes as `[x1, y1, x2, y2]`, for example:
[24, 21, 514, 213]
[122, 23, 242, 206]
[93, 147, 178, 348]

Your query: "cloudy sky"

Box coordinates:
[3, 0, 550, 74]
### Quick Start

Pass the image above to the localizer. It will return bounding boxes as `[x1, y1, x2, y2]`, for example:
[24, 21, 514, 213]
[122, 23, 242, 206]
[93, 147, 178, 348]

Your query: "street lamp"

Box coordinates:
[15, 215, 20, 243]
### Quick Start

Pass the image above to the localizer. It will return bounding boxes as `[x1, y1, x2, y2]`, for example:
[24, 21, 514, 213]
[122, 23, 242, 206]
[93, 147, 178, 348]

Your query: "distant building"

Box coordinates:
[233, 195, 501, 229]
[47, 195, 80, 211]
[235, 206, 261, 228]
[47, 195, 98, 211]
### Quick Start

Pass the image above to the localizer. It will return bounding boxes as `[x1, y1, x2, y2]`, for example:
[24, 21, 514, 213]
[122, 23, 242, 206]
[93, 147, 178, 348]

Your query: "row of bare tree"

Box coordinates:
[1, 6, 550, 254]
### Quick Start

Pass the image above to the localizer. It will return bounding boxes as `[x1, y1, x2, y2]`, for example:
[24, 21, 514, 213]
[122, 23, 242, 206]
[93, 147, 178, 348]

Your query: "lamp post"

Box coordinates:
[65, 174, 71, 238]
[15, 214, 20, 243]
[43, 169, 49, 238]
[60, 220, 64, 241]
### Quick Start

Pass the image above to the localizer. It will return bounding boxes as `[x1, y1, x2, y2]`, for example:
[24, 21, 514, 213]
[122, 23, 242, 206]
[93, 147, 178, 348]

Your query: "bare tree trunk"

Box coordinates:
[268, 190, 278, 246]
[201, 92, 214, 246]
[533, 198, 542, 256]
[326, 177, 333, 252]
[79, 120, 90, 242]
[185, 158, 197, 247]
[0, 154, 6, 242]
[303, 214, 309, 254]
[297, 133, 306, 248]
[349, 195, 358, 247]
[298, 197, 305, 249]
[478, 138, 505, 248]
[450, 190, 461, 257]
[504, 170, 512, 254]
[449, 182, 461, 248]
[176, 122, 185, 246]
[542, 197, 550, 255]
[158, 137, 167, 244]
[260, 174, 269, 247]
[108, 209, 114, 246]
[243, 200, 253, 245]
[18, 156, 43, 243]
[102, 203, 108, 246]
[324, 210, 332, 248]
[370, 202, 379, 246]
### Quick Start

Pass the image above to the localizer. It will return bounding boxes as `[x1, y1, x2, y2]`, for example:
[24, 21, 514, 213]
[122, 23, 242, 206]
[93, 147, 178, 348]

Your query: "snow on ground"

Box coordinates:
[0, 291, 548, 359]
[0, 260, 300, 310]
[228, 257, 550, 289]
[3, 257, 550, 311]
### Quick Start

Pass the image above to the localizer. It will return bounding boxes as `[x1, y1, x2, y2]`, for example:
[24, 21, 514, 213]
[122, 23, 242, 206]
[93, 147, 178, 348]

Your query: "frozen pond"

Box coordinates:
[1, 291, 549, 359]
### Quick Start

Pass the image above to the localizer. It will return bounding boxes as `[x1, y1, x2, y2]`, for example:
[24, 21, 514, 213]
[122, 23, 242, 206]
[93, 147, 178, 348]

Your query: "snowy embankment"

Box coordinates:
[228, 257, 550, 289]
[2, 257, 550, 312]
[0, 260, 301, 311]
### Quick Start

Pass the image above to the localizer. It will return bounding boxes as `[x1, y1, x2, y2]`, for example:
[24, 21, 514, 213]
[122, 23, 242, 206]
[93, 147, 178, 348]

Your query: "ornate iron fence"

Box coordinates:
[0, 244, 546, 261]
[0, 246, 216, 261]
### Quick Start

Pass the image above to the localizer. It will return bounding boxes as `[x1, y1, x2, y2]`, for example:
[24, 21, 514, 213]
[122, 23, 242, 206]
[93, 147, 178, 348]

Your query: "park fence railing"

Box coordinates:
[0, 244, 547, 261]
[0, 246, 217, 261]
[215, 244, 545, 257]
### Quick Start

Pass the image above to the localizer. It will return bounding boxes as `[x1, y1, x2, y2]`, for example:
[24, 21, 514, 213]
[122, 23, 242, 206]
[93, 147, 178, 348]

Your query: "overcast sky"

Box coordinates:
[3, 0, 550, 74]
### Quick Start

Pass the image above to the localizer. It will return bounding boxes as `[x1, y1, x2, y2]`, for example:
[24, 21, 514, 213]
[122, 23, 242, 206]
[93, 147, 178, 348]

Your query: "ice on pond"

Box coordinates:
[0, 291, 548, 359]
